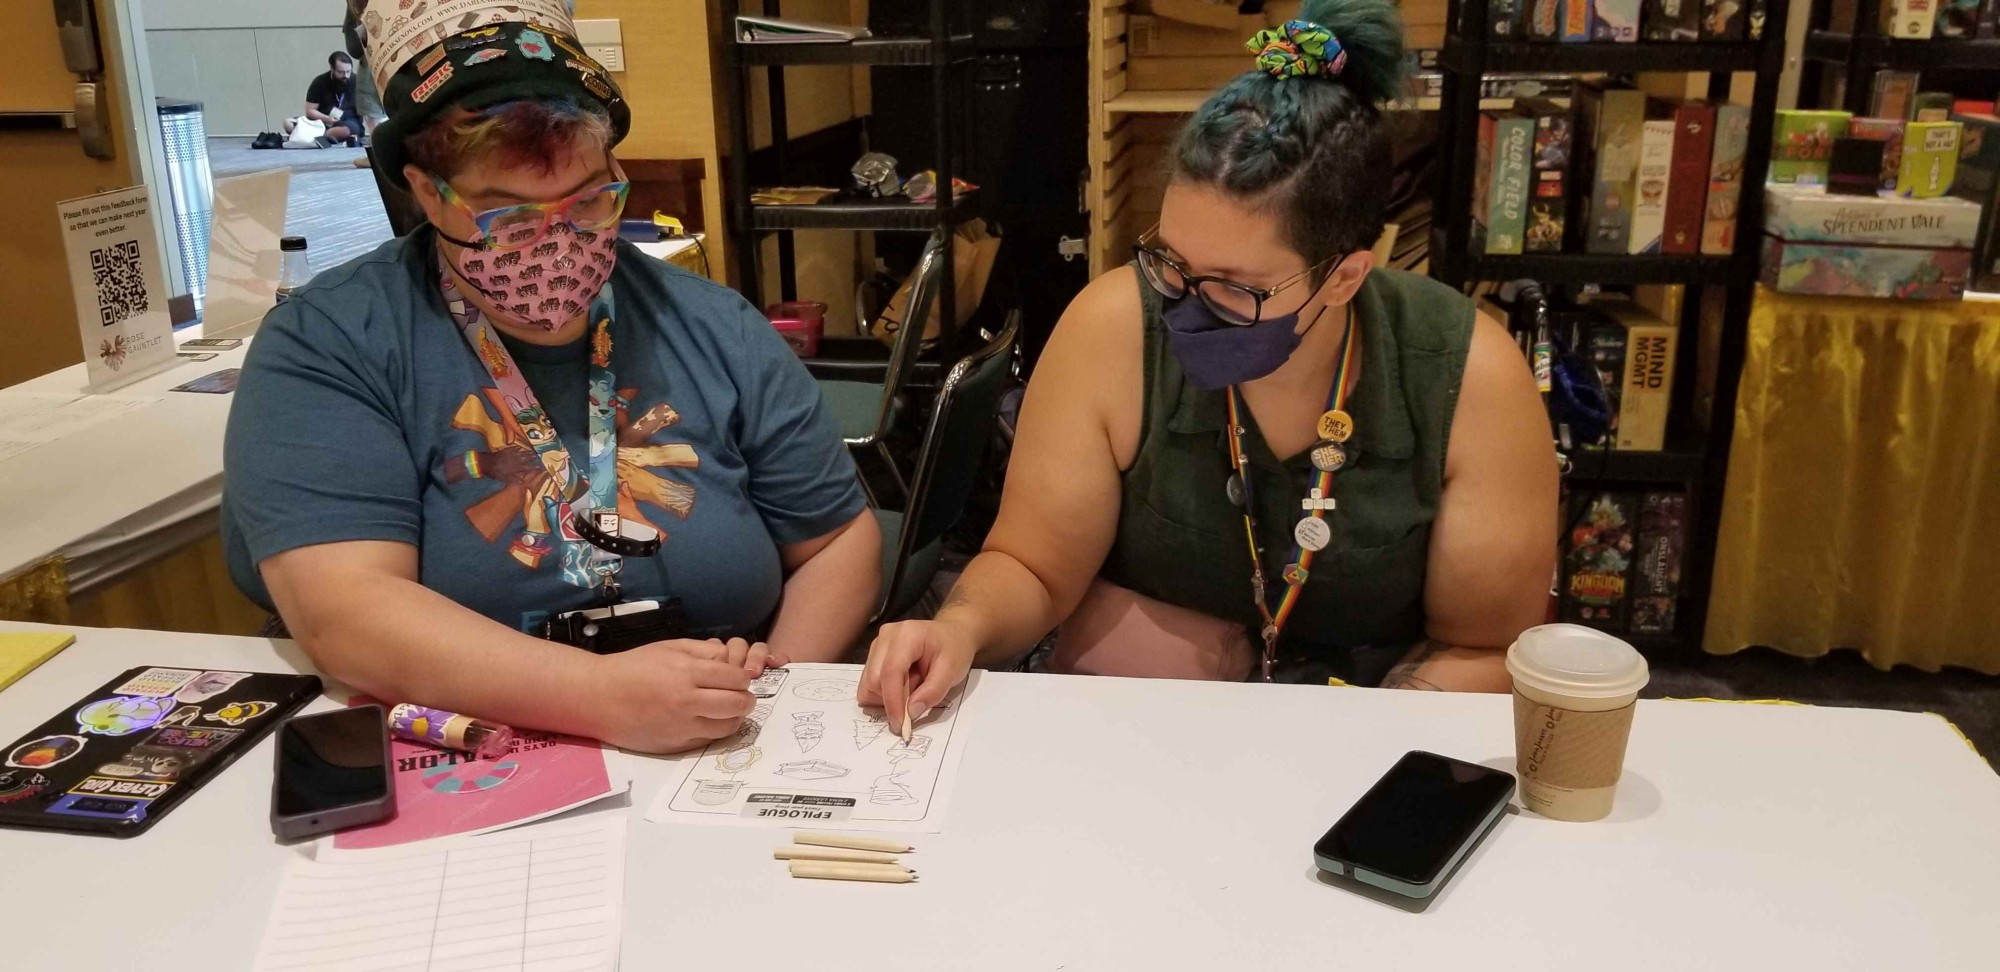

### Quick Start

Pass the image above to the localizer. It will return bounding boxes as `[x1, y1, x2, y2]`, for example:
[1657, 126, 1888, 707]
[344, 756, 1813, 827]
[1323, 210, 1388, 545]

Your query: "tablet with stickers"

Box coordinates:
[0, 666, 319, 837]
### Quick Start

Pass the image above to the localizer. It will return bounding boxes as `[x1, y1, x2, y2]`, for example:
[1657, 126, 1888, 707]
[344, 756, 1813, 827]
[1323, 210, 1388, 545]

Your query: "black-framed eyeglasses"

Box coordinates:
[1133, 224, 1344, 326]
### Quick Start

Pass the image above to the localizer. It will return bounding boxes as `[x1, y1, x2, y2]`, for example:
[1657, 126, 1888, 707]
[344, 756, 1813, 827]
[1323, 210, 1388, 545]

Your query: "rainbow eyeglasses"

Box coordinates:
[430, 175, 631, 252]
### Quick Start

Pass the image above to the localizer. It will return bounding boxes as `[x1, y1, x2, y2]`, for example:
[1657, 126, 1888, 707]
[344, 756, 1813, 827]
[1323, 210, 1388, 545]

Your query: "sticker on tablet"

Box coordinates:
[0, 771, 52, 805]
[46, 777, 173, 823]
[76, 697, 177, 736]
[203, 700, 275, 727]
[6, 734, 86, 769]
[111, 667, 203, 698]
[174, 671, 251, 704]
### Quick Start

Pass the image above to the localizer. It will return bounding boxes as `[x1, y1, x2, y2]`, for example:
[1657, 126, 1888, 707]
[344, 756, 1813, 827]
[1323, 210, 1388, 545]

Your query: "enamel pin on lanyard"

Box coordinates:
[1223, 305, 1360, 682]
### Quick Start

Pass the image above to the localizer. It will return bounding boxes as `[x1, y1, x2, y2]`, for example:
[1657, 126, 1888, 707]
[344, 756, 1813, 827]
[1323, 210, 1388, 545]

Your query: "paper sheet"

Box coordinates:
[332, 704, 626, 850]
[0, 633, 74, 692]
[253, 812, 627, 972]
[0, 392, 161, 462]
[645, 663, 977, 833]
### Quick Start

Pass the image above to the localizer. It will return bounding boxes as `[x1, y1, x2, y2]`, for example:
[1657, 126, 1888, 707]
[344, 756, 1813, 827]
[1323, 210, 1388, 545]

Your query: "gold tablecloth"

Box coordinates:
[1706, 288, 2000, 674]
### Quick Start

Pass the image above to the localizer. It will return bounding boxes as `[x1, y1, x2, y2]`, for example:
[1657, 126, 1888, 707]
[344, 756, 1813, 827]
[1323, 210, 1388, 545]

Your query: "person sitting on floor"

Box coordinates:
[283, 51, 365, 148]
[860, 0, 1559, 721]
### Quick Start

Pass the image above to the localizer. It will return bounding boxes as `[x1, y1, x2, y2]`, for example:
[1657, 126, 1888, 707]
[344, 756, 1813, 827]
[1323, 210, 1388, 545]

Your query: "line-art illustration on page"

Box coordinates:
[647, 663, 976, 832]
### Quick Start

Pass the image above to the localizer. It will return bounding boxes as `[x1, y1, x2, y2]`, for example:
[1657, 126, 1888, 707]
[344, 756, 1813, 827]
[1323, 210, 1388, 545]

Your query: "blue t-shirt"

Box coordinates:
[222, 232, 866, 637]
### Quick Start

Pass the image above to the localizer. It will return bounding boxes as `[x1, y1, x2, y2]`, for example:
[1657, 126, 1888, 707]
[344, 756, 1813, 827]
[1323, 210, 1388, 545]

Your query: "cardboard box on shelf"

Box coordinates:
[1764, 183, 1982, 246]
[1762, 184, 1981, 298]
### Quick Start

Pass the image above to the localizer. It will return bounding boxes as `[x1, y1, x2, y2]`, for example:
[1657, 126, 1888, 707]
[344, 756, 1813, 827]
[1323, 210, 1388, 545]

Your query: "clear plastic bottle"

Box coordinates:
[275, 235, 311, 304]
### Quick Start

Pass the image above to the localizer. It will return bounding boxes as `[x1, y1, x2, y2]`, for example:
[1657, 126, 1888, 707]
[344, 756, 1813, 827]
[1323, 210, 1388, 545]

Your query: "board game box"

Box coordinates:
[1630, 492, 1687, 636]
[1771, 110, 1852, 185]
[1562, 491, 1637, 631]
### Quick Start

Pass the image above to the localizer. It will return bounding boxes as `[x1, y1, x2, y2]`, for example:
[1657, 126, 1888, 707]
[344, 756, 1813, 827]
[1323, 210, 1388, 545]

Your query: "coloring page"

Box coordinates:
[644, 663, 978, 833]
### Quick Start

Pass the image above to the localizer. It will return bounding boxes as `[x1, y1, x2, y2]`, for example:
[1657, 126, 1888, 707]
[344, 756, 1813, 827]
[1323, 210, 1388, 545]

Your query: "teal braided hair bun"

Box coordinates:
[1170, 0, 1408, 267]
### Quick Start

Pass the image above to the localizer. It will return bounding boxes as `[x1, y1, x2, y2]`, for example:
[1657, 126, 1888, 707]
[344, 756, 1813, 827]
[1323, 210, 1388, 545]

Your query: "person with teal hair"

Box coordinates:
[862, 0, 1558, 715]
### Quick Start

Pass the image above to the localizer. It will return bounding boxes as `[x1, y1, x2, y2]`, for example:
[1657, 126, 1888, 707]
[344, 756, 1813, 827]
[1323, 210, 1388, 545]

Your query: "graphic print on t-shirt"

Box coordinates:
[443, 386, 700, 571]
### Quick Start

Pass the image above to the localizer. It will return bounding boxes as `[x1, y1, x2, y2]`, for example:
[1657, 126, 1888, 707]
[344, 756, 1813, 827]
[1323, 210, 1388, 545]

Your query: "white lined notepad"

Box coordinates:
[252, 813, 626, 972]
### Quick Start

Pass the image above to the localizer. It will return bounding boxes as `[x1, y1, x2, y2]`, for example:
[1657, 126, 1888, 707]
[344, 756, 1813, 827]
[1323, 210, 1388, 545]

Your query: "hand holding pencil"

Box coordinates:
[858, 619, 976, 741]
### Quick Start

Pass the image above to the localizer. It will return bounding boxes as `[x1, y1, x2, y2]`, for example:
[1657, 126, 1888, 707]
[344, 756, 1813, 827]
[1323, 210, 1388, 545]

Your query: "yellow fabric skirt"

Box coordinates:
[1706, 288, 2000, 674]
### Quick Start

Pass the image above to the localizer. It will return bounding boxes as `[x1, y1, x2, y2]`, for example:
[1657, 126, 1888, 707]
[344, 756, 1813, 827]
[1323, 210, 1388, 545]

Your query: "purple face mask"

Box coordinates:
[1164, 296, 1325, 390]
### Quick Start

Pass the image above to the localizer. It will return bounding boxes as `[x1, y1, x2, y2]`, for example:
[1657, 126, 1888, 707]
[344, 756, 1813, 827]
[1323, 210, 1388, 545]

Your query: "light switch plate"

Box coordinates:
[589, 44, 625, 72]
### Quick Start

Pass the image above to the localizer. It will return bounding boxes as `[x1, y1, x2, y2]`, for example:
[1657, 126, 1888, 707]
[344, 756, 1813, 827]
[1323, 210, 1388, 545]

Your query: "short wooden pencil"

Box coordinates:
[773, 845, 901, 865]
[794, 832, 913, 854]
[790, 861, 918, 884]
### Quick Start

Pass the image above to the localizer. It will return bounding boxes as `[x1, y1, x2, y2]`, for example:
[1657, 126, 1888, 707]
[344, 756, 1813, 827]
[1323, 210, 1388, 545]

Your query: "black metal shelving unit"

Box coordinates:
[1430, 0, 1793, 654]
[719, 0, 977, 356]
[1797, 0, 2000, 113]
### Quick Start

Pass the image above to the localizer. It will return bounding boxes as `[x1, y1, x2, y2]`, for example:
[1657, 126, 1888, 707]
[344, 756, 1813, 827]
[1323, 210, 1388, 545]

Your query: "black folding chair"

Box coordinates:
[871, 311, 1020, 625]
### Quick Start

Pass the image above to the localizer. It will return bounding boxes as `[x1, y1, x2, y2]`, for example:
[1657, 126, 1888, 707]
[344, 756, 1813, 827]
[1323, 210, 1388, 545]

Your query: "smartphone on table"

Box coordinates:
[270, 705, 396, 841]
[1313, 751, 1515, 899]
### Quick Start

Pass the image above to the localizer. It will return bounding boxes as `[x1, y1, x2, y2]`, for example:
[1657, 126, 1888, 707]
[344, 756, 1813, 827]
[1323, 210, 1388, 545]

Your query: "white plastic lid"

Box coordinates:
[1506, 623, 1650, 699]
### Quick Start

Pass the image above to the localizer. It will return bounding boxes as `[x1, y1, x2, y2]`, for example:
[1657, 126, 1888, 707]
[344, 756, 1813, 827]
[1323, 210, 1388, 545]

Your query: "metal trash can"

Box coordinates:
[157, 98, 212, 316]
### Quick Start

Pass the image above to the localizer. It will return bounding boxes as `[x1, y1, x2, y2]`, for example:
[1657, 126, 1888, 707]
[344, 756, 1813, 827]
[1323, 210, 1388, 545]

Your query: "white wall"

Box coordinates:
[144, 1, 345, 136]
[145, 0, 340, 31]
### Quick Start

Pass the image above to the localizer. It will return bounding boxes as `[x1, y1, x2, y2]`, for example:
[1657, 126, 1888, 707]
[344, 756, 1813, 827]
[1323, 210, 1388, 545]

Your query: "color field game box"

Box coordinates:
[1486, 111, 1536, 254]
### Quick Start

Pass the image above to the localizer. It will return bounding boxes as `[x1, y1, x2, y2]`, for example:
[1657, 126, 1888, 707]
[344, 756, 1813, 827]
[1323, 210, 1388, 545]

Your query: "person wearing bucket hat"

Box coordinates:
[861, 0, 1557, 725]
[220, 0, 881, 756]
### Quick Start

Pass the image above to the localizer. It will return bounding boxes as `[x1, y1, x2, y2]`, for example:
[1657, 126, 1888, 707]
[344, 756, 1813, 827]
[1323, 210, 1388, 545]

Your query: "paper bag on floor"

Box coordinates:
[870, 218, 1000, 347]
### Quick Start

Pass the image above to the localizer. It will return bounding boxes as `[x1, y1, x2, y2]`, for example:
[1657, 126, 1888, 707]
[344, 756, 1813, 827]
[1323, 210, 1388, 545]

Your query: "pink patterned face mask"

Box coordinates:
[448, 223, 618, 332]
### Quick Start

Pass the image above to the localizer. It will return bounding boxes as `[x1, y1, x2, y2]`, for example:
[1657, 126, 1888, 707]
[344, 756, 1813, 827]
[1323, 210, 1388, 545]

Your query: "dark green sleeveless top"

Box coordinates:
[1098, 267, 1474, 681]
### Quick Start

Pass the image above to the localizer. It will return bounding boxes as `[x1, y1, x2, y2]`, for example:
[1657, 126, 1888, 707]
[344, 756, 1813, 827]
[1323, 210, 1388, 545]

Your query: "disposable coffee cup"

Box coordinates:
[1506, 624, 1649, 822]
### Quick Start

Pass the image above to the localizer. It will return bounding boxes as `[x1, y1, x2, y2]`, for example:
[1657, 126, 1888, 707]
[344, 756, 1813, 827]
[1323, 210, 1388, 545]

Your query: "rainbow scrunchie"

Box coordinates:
[1246, 19, 1347, 79]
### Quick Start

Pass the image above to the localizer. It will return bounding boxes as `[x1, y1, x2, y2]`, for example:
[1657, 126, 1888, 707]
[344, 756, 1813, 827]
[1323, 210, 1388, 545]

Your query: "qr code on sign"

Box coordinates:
[91, 240, 149, 327]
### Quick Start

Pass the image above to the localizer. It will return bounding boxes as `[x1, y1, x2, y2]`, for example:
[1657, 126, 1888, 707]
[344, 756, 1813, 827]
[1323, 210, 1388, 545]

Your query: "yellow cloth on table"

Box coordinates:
[0, 632, 75, 691]
[1706, 288, 2000, 674]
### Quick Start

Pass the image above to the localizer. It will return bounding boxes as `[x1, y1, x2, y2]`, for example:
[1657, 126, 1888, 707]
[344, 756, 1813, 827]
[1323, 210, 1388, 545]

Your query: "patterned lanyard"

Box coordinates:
[1223, 305, 1360, 682]
[443, 274, 627, 597]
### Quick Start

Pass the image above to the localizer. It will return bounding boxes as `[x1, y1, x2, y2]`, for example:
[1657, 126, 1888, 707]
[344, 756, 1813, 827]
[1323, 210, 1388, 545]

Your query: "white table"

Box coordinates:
[0, 349, 249, 593]
[3, 623, 1996, 970]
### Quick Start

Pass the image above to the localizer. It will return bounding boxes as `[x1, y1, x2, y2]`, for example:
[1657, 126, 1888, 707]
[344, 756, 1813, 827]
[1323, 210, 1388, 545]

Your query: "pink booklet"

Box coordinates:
[332, 701, 624, 850]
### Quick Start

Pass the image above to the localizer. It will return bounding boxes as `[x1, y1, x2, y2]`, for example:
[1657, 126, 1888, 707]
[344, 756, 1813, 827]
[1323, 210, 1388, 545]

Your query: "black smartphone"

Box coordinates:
[1313, 751, 1515, 898]
[270, 705, 396, 841]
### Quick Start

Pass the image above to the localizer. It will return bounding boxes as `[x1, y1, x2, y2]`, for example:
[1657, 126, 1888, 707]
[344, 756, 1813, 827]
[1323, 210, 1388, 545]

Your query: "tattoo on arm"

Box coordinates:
[1379, 641, 1445, 691]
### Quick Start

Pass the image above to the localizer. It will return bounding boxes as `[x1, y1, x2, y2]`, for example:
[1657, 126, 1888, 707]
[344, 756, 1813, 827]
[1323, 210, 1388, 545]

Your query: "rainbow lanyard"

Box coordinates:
[1223, 307, 1360, 682]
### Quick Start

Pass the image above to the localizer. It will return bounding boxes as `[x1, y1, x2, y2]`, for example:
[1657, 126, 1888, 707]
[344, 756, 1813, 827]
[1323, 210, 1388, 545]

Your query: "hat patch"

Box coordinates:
[416, 44, 446, 75]
[463, 47, 506, 66]
[411, 61, 455, 102]
[517, 28, 555, 60]
[445, 25, 502, 50]
[550, 32, 588, 60]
